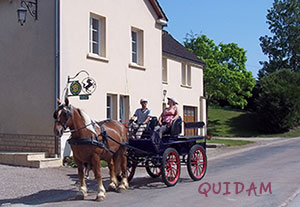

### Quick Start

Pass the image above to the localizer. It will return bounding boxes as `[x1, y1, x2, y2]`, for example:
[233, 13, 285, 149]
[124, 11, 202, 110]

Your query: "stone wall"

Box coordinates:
[0, 134, 58, 157]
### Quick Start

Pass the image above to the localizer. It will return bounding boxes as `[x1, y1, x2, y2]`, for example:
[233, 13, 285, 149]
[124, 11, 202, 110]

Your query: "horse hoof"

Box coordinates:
[117, 185, 126, 193]
[95, 196, 105, 201]
[75, 194, 86, 200]
[108, 183, 117, 191]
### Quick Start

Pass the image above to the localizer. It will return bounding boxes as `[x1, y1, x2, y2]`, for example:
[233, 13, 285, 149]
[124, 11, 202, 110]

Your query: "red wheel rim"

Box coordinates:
[164, 151, 180, 184]
[190, 148, 206, 179]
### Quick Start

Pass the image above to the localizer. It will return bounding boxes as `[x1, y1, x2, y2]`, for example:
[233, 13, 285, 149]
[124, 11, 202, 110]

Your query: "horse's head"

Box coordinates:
[53, 98, 73, 137]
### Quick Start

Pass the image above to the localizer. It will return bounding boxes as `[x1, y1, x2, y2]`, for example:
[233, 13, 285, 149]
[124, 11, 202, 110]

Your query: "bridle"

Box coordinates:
[53, 104, 73, 130]
[54, 104, 95, 134]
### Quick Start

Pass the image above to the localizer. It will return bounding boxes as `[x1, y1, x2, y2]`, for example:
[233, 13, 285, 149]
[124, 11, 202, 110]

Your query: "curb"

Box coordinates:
[206, 143, 225, 148]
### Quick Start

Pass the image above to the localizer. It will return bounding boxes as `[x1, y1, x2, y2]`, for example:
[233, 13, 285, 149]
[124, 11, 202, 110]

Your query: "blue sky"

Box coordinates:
[157, 0, 274, 79]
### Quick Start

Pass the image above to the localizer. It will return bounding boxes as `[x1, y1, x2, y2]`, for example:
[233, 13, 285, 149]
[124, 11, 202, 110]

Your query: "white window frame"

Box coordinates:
[181, 63, 191, 87]
[162, 57, 168, 83]
[107, 95, 113, 119]
[131, 30, 138, 64]
[131, 27, 144, 66]
[89, 14, 106, 58]
[107, 94, 117, 120]
[119, 95, 129, 123]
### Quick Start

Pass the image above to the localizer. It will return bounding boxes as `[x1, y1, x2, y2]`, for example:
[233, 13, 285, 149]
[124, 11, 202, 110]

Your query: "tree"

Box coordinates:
[184, 34, 256, 109]
[255, 69, 300, 133]
[259, 0, 300, 78]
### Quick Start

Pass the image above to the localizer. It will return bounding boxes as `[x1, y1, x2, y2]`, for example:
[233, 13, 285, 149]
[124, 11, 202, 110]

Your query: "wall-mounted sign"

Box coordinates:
[70, 81, 82, 96]
[82, 77, 97, 94]
[66, 70, 97, 100]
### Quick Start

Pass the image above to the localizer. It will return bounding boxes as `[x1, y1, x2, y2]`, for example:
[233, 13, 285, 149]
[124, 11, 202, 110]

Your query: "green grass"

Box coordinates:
[208, 105, 300, 137]
[207, 138, 255, 147]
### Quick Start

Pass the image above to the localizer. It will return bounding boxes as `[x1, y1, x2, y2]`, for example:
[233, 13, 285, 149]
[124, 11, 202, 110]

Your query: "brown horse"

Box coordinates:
[53, 98, 128, 201]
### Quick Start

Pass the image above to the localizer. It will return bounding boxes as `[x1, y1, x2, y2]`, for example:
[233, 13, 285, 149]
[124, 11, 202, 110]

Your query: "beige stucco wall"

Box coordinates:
[0, 0, 56, 136]
[162, 54, 205, 123]
[59, 0, 164, 120]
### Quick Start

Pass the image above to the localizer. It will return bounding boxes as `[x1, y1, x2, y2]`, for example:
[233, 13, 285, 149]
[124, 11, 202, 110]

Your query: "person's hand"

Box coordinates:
[158, 121, 162, 126]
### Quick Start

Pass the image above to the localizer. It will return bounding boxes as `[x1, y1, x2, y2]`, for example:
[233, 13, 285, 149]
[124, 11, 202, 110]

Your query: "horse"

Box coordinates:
[53, 98, 128, 201]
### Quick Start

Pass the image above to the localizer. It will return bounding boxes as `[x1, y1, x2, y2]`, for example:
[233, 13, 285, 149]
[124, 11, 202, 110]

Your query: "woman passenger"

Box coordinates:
[155, 97, 179, 139]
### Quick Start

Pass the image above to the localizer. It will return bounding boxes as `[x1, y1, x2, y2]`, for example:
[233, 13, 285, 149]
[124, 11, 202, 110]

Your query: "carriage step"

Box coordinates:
[0, 152, 62, 168]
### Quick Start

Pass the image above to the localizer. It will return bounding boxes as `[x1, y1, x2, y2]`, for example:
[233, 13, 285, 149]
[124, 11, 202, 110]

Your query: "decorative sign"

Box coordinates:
[82, 77, 97, 94]
[66, 70, 97, 100]
[70, 81, 82, 96]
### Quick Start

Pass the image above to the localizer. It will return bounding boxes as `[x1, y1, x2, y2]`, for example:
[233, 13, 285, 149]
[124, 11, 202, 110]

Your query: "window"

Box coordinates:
[162, 57, 168, 83]
[107, 94, 117, 120]
[181, 63, 191, 86]
[131, 28, 144, 65]
[119, 95, 129, 123]
[89, 14, 106, 57]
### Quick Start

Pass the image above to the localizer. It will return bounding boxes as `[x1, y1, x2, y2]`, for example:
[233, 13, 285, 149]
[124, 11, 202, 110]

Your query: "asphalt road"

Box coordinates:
[1, 138, 300, 207]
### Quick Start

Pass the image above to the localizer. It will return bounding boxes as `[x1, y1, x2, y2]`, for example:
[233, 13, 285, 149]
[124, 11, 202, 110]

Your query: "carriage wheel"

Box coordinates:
[127, 160, 136, 182]
[161, 148, 181, 187]
[145, 159, 161, 178]
[187, 144, 207, 181]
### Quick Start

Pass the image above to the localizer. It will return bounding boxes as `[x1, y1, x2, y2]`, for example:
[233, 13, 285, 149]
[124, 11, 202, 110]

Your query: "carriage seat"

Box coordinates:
[162, 116, 182, 140]
[141, 116, 158, 138]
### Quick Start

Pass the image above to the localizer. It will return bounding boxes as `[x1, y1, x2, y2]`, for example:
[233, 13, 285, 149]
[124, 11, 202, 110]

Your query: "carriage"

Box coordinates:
[54, 99, 207, 200]
[126, 117, 207, 187]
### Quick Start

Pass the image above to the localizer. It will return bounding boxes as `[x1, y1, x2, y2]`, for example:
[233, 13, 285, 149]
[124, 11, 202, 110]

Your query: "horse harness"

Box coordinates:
[55, 104, 149, 155]
[67, 120, 125, 154]
[54, 104, 73, 130]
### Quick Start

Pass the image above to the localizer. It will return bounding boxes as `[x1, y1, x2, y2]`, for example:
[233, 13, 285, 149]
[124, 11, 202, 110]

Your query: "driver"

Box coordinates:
[129, 98, 151, 139]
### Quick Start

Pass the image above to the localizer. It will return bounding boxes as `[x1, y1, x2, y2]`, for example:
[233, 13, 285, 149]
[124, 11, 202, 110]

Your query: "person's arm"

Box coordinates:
[169, 107, 179, 126]
[158, 112, 163, 126]
[143, 116, 151, 124]
[130, 109, 138, 121]
[173, 107, 179, 120]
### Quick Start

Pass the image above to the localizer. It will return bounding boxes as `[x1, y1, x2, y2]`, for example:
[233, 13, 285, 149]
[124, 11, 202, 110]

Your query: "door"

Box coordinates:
[184, 106, 197, 136]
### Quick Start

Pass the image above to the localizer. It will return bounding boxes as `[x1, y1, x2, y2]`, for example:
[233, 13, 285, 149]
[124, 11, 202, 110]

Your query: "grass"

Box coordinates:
[208, 105, 300, 137]
[206, 138, 255, 147]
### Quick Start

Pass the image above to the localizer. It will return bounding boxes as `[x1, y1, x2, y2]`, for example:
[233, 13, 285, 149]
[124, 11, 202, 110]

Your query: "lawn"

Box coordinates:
[208, 105, 300, 138]
[206, 138, 255, 147]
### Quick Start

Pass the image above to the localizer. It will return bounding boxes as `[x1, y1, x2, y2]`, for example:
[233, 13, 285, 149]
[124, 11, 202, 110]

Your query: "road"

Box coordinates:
[1, 138, 300, 207]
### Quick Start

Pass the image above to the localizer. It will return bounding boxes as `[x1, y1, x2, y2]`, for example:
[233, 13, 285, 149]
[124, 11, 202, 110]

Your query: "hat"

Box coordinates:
[140, 98, 148, 103]
[167, 97, 178, 104]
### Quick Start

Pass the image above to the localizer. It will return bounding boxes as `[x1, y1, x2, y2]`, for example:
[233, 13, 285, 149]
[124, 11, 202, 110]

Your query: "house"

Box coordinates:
[0, 0, 206, 159]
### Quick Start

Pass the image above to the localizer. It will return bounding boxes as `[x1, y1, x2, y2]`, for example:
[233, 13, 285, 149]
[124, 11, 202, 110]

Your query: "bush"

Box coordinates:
[255, 69, 300, 133]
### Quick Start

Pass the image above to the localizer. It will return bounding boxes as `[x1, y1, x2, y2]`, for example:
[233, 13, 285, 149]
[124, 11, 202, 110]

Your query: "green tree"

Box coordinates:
[184, 34, 256, 109]
[259, 0, 300, 78]
[256, 69, 300, 133]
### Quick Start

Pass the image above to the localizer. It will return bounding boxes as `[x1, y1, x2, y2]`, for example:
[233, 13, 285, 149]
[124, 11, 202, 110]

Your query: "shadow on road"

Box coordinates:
[0, 173, 112, 206]
[0, 189, 77, 206]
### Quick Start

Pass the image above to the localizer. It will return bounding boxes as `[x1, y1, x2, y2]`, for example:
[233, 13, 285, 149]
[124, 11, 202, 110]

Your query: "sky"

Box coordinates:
[157, 0, 274, 79]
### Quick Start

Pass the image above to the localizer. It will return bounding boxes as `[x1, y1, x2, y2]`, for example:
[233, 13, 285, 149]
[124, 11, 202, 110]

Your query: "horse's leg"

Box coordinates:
[74, 158, 88, 200]
[92, 154, 106, 201]
[107, 159, 118, 191]
[117, 147, 129, 192]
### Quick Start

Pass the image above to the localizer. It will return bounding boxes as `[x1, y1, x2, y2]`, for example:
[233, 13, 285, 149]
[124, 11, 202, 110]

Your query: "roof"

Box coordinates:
[148, 0, 168, 22]
[162, 31, 205, 66]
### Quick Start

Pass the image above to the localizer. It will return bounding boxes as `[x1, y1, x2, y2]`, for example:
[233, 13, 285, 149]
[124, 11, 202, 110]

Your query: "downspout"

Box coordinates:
[54, 0, 60, 158]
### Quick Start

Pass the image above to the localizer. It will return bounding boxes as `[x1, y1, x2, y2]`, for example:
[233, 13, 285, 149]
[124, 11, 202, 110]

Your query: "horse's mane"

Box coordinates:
[76, 108, 97, 135]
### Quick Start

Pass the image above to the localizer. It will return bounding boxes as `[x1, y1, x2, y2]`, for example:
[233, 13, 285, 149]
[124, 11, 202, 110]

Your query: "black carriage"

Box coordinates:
[126, 117, 207, 187]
